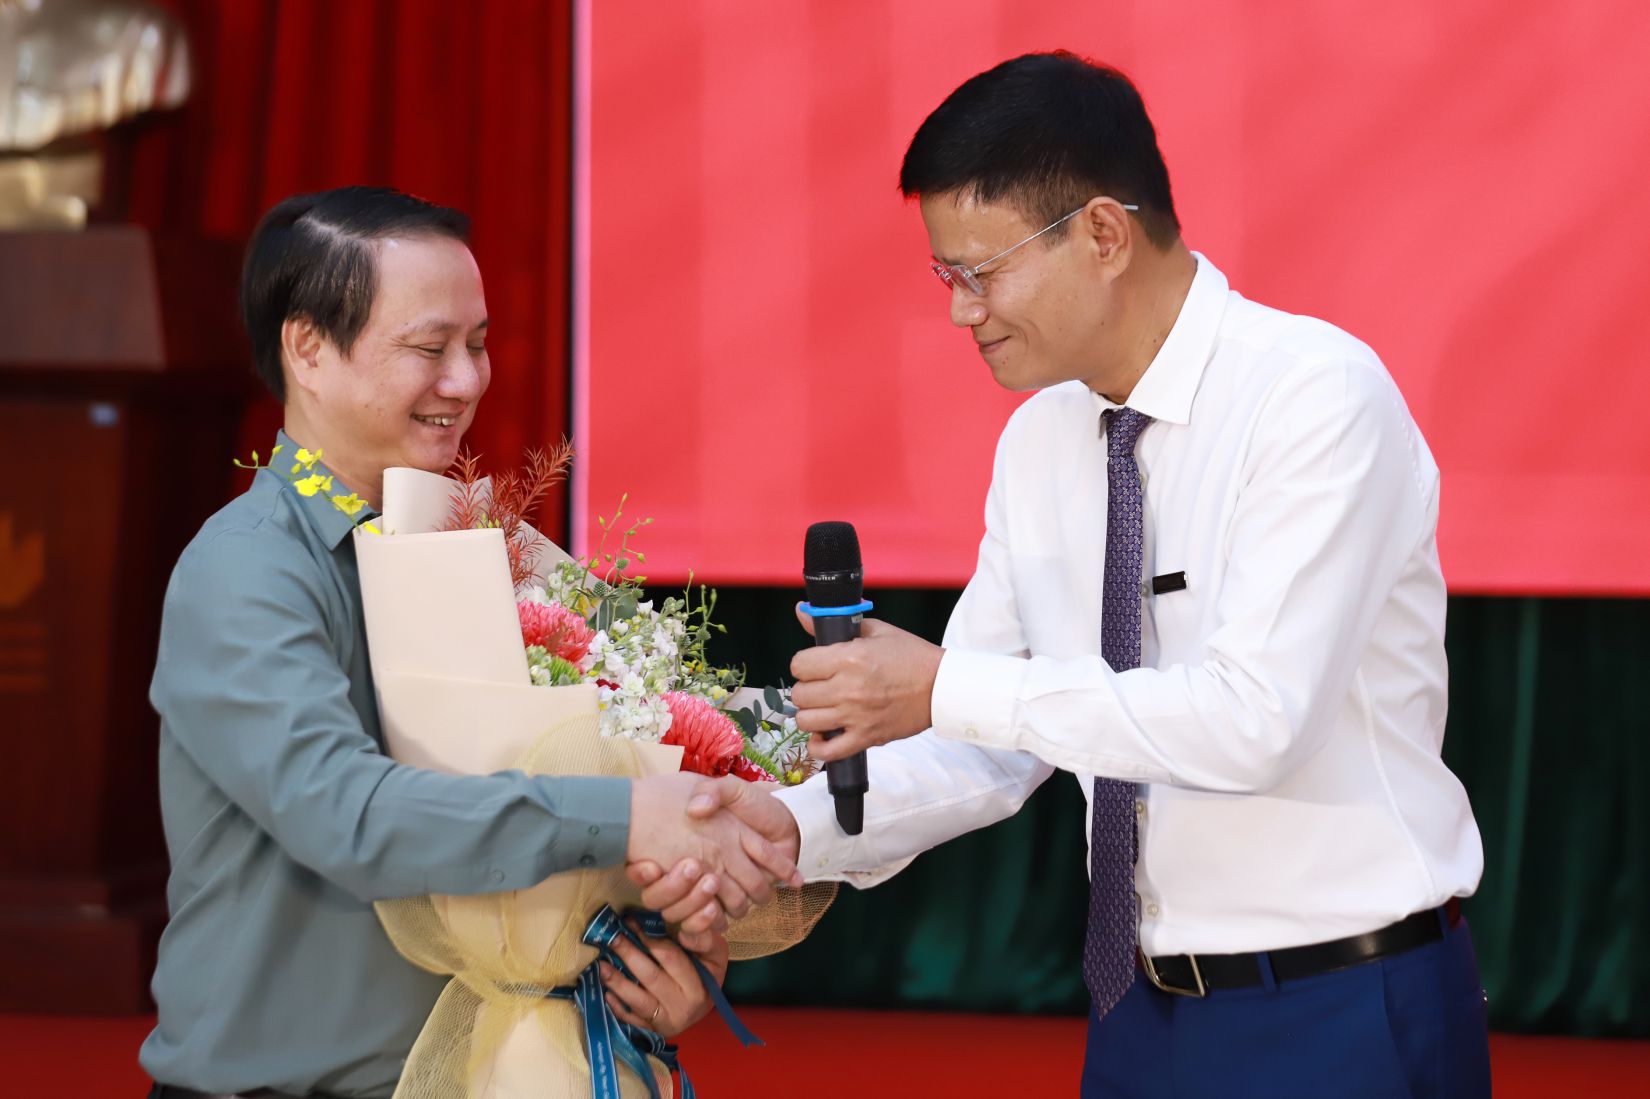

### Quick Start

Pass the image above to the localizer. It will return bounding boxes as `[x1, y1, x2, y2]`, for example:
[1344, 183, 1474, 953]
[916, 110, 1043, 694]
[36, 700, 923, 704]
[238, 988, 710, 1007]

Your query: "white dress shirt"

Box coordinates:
[777, 253, 1483, 956]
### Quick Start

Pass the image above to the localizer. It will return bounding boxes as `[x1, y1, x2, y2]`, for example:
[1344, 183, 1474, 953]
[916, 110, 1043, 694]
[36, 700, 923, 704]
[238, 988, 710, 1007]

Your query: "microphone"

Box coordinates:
[801, 520, 871, 835]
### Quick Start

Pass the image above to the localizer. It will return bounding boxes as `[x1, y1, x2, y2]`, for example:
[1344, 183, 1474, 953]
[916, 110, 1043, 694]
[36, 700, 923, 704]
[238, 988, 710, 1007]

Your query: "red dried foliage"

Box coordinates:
[443, 440, 576, 591]
[445, 451, 490, 532]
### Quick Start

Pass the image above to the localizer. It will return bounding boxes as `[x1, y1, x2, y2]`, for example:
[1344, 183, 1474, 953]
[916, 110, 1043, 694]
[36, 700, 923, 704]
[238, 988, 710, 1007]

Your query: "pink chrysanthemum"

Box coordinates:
[661, 691, 745, 777]
[517, 601, 595, 664]
[730, 755, 778, 784]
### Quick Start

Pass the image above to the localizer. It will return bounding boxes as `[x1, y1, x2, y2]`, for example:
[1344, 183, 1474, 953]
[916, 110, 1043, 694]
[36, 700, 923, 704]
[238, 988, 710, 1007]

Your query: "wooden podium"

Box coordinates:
[0, 228, 249, 1013]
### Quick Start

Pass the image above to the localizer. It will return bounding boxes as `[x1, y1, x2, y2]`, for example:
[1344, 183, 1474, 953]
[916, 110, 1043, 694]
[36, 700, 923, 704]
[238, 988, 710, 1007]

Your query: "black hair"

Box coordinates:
[239, 186, 470, 400]
[899, 52, 1180, 248]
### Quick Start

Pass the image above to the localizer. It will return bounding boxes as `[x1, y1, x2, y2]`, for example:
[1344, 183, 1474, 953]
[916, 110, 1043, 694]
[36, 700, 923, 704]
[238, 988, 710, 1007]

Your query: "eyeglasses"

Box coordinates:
[930, 202, 1140, 295]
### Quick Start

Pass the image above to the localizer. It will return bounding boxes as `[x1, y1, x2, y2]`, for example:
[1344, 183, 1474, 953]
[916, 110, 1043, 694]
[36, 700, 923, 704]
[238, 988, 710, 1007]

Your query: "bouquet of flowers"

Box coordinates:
[352, 446, 832, 1099]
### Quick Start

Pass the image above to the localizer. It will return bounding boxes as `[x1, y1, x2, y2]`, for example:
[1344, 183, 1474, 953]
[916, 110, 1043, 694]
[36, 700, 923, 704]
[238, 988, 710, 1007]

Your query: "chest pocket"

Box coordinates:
[1143, 500, 1220, 666]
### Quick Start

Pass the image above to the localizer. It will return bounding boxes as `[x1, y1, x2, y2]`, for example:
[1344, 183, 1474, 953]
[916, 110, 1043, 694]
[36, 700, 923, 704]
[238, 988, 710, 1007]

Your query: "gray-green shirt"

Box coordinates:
[141, 441, 630, 1097]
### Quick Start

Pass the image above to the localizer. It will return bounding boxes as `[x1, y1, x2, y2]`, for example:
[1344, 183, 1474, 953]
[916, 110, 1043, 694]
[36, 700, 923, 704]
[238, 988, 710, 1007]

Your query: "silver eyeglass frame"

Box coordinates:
[930, 201, 1141, 294]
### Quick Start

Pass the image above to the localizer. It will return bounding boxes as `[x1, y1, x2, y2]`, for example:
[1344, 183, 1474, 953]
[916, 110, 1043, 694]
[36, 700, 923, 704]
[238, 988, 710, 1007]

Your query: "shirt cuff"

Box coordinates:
[930, 647, 1026, 752]
[774, 776, 914, 889]
[539, 775, 631, 870]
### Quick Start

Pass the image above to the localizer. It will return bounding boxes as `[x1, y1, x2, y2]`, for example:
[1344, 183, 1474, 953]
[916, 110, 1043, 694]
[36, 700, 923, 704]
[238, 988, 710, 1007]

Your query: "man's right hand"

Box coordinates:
[627, 776, 803, 937]
[626, 773, 802, 924]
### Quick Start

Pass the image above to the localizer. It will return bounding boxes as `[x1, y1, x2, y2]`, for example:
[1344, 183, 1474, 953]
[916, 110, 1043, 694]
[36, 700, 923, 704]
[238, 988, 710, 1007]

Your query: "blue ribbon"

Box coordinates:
[798, 599, 874, 618]
[546, 905, 766, 1099]
[631, 910, 765, 1050]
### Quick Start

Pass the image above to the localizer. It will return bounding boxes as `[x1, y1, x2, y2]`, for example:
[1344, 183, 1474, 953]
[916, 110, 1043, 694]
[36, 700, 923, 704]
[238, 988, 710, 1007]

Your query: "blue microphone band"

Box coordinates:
[799, 599, 874, 618]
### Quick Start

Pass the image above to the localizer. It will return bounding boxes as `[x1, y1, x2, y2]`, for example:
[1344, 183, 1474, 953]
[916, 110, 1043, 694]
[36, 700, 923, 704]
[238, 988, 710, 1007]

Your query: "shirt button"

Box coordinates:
[964, 726, 980, 740]
[579, 854, 597, 868]
[588, 825, 601, 836]
[817, 857, 830, 869]
[1139, 581, 1150, 598]
[490, 868, 505, 883]
[1146, 903, 1161, 918]
[1134, 799, 1145, 816]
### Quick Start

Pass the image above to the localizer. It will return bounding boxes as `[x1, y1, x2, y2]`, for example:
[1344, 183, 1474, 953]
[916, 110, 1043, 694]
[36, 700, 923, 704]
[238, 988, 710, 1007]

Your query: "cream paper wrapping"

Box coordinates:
[355, 467, 679, 1099]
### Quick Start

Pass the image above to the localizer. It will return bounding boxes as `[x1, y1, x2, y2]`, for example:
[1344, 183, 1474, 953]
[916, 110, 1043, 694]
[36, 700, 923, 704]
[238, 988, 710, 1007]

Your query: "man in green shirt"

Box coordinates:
[142, 187, 798, 1098]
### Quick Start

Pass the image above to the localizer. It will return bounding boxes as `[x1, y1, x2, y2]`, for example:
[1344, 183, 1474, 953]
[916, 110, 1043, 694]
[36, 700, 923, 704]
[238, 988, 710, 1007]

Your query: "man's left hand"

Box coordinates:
[788, 608, 943, 761]
[599, 915, 729, 1038]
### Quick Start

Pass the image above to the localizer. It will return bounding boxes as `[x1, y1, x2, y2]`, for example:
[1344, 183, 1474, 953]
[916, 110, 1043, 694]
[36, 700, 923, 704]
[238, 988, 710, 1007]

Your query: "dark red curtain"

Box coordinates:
[122, 0, 574, 539]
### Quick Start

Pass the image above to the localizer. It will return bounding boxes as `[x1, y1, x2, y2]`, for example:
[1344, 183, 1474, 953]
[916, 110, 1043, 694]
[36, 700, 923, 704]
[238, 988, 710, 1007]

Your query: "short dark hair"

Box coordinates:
[900, 52, 1180, 249]
[239, 186, 470, 400]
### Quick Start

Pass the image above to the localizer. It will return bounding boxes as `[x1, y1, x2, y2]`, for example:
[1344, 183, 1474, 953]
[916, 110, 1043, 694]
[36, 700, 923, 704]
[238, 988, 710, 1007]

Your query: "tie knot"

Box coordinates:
[1104, 407, 1152, 454]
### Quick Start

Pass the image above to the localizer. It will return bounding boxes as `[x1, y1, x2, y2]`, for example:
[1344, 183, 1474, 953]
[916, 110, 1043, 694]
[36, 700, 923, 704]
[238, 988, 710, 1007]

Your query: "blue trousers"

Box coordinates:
[1082, 918, 1492, 1098]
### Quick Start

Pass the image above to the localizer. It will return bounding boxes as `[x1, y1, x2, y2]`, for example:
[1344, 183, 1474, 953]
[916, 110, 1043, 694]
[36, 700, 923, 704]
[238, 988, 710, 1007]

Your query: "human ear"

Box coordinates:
[281, 316, 328, 398]
[1082, 197, 1135, 274]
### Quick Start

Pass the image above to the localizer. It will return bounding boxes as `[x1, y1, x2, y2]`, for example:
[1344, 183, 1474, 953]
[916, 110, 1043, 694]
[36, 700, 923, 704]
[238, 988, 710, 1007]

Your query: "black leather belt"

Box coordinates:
[1140, 898, 1462, 997]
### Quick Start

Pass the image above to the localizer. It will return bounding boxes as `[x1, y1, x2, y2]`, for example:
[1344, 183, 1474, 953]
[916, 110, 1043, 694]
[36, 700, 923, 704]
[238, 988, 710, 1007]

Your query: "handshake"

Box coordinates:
[625, 773, 803, 950]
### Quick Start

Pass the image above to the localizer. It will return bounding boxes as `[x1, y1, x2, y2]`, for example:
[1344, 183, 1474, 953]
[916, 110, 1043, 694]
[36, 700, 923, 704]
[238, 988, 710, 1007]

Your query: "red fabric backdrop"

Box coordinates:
[578, 1, 1650, 595]
[115, 3, 1650, 593]
[124, 0, 574, 541]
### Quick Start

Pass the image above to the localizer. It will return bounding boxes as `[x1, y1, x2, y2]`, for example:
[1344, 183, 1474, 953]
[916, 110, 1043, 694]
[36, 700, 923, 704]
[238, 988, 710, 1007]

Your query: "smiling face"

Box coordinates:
[921, 191, 1129, 395]
[283, 233, 490, 501]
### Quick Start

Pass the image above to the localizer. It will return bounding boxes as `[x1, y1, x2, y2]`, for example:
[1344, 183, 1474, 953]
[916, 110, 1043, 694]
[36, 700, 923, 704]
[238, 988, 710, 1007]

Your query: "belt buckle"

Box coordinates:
[1140, 948, 1207, 997]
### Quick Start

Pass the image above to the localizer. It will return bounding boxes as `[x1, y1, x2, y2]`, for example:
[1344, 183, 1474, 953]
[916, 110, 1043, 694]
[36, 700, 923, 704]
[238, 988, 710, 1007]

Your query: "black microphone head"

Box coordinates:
[804, 521, 863, 607]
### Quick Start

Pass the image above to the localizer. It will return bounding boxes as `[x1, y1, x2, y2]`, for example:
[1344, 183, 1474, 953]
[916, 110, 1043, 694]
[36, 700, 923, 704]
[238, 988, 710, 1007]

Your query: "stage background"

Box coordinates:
[104, 0, 1648, 1038]
[577, 0, 1650, 596]
[704, 587, 1649, 1036]
[126, 0, 578, 521]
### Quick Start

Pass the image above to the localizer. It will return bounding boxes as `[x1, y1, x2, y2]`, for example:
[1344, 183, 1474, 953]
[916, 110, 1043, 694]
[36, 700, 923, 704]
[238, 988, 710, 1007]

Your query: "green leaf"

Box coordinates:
[547, 654, 585, 686]
[764, 685, 785, 713]
[741, 742, 784, 778]
[728, 707, 759, 738]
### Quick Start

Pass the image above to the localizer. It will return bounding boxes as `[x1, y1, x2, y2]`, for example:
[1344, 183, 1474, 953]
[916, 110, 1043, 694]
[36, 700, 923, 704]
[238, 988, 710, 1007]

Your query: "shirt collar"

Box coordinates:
[265, 429, 380, 550]
[1091, 251, 1228, 425]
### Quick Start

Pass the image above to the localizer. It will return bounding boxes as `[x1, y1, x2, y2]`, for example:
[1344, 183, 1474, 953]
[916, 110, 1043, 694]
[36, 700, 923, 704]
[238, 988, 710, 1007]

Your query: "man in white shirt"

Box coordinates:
[643, 51, 1491, 1097]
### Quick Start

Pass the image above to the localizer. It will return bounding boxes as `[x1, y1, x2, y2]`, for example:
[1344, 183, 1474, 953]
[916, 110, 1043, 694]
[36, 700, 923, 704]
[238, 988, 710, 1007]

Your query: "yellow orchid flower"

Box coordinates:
[330, 492, 368, 517]
[293, 473, 332, 497]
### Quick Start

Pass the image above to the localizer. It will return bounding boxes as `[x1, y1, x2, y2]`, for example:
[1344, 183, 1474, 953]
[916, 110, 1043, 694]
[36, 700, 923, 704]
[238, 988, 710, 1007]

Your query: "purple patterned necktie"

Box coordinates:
[1084, 406, 1153, 1014]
